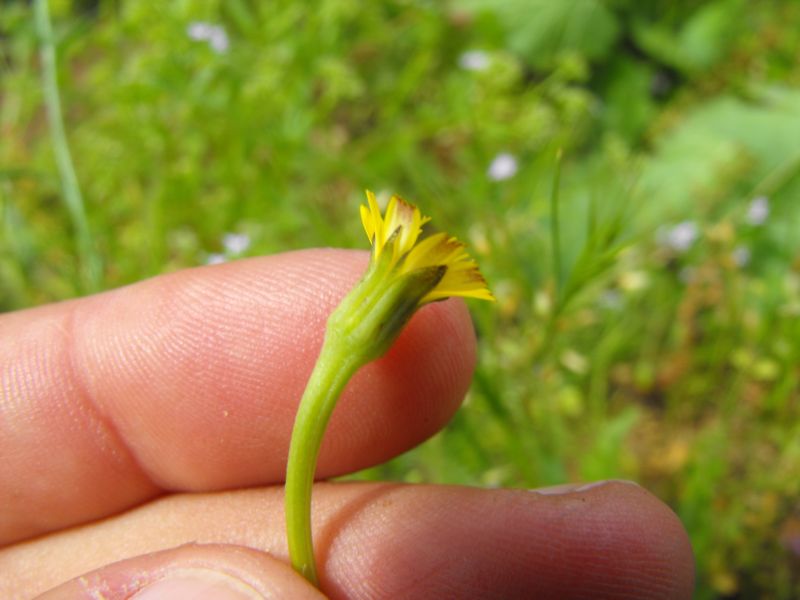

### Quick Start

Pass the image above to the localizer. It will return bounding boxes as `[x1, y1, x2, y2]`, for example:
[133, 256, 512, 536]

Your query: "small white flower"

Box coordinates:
[222, 232, 251, 256]
[458, 50, 490, 72]
[487, 152, 518, 181]
[187, 21, 229, 54]
[733, 245, 751, 267]
[206, 253, 226, 265]
[746, 196, 769, 226]
[209, 29, 229, 54]
[598, 289, 623, 310]
[658, 221, 699, 253]
[187, 22, 213, 41]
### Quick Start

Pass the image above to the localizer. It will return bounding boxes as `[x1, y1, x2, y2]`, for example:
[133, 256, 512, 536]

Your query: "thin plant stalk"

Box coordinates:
[34, 0, 101, 292]
[284, 192, 493, 588]
[284, 336, 360, 586]
[550, 148, 564, 304]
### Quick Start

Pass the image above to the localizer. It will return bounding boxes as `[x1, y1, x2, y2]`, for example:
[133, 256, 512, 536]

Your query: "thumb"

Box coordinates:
[37, 543, 324, 600]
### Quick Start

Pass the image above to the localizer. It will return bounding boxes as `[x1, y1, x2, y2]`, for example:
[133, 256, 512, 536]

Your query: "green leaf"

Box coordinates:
[459, 0, 620, 66]
[601, 57, 657, 141]
[640, 87, 800, 224]
[632, 0, 744, 75]
[678, 0, 744, 71]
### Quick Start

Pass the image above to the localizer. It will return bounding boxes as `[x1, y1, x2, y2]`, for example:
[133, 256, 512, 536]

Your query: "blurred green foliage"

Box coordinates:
[3, 0, 800, 597]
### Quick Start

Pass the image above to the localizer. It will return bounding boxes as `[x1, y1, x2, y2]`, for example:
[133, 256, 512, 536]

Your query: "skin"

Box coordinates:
[0, 249, 695, 599]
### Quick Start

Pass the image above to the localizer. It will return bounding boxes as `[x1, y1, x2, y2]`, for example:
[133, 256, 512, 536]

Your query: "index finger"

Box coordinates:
[0, 249, 477, 545]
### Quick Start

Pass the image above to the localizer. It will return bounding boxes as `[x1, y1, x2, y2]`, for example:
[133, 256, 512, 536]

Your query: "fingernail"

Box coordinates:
[532, 479, 640, 496]
[131, 568, 264, 600]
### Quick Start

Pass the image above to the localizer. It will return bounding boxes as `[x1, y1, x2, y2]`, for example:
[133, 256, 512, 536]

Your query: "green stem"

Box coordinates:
[34, 0, 101, 293]
[285, 335, 361, 586]
[284, 246, 444, 587]
[549, 148, 563, 305]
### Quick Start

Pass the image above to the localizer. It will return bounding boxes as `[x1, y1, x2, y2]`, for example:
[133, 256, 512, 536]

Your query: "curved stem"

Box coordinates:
[285, 335, 360, 586]
[284, 235, 448, 587]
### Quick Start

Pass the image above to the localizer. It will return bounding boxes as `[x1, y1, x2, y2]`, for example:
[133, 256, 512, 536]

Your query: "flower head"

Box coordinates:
[205, 253, 226, 265]
[746, 196, 769, 226]
[359, 191, 494, 304]
[658, 221, 698, 253]
[459, 49, 491, 72]
[487, 152, 518, 181]
[325, 191, 492, 362]
[222, 232, 251, 256]
[187, 21, 229, 54]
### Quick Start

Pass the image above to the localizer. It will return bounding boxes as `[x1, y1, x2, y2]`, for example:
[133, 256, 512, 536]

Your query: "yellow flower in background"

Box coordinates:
[286, 190, 493, 587]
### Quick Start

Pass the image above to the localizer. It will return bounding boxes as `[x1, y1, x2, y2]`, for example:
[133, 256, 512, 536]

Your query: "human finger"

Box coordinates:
[0, 249, 476, 544]
[2, 481, 694, 599]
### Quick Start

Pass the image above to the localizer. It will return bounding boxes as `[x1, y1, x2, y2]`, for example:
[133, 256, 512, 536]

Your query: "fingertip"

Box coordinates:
[324, 482, 694, 599]
[531, 480, 695, 599]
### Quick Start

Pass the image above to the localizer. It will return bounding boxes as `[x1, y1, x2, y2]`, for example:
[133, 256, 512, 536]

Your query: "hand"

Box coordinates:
[0, 249, 694, 599]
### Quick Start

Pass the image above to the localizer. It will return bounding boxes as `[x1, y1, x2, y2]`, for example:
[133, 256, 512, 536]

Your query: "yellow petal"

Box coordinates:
[361, 190, 387, 257]
[360, 204, 375, 245]
[383, 195, 399, 241]
[403, 233, 464, 272]
[423, 265, 494, 302]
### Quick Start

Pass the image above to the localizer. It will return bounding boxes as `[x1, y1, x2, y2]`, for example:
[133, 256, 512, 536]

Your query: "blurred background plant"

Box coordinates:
[3, 0, 800, 597]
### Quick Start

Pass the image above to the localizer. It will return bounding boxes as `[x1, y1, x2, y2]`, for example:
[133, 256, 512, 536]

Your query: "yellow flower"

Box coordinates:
[286, 189, 494, 586]
[359, 190, 494, 303]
